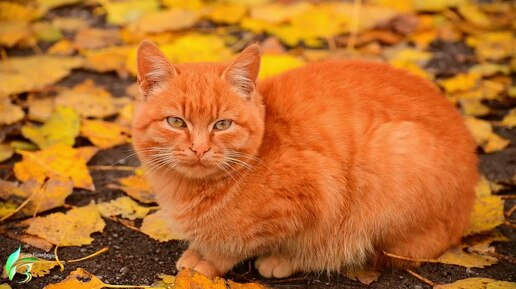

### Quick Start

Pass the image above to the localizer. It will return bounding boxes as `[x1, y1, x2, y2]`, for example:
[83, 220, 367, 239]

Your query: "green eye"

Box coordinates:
[214, 119, 232, 130]
[166, 117, 186, 128]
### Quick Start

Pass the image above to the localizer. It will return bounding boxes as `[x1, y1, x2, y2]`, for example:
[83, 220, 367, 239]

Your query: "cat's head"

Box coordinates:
[132, 41, 265, 180]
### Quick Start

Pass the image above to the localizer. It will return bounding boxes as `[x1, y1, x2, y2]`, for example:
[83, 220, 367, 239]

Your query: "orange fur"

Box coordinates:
[132, 41, 478, 278]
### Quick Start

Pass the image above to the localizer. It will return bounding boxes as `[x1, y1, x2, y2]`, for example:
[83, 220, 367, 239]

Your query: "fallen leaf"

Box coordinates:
[459, 99, 490, 116]
[115, 171, 155, 204]
[97, 196, 155, 220]
[248, 2, 311, 25]
[140, 210, 180, 242]
[457, 3, 491, 28]
[82, 45, 133, 75]
[0, 202, 18, 218]
[14, 144, 97, 190]
[74, 28, 120, 50]
[204, 3, 247, 24]
[439, 72, 482, 94]
[80, 119, 130, 149]
[464, 117, 510, 153]
[436, 247, 498, 268]
[344, 269, 381, 285]
[0, 2, 39, 22]
[55, 80, 130, 118]
[19, 234, 54, 252]
[100, 0, 160, 25]
[31, 22, 63, 43]
[434, 277, 516, 289]
[0, 98, 24, 125]
[0, 143, 14, 163]
[259, 54, 305, 79]
[27, 204, 105, 246]
[51, 17, 88, 32]
[0, 21, 32, 47]
[37, 0, 83, 11]
[0, 56, 83, 97]
[467, 31, 514, 61]
[464, 176, 505, 235]
[175, 268, 268, 289]
[47, 39, 76, 55]
[470, 63, 510, 77]
[43, 268, 104, 289]
[21, 106, 80, 149]
[500, 109, 516, 128]
[27, 96, 54, 122]
[130, 9, 200, 33]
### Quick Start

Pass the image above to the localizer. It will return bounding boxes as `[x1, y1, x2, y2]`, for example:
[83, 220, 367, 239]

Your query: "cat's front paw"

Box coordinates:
[255, 256, 295, 278]
[176, 249, 221, 277]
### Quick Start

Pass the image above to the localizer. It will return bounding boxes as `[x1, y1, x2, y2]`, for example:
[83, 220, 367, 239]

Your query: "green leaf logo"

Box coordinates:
[4, 246, 21, 281]
[3, 246, 37, 284]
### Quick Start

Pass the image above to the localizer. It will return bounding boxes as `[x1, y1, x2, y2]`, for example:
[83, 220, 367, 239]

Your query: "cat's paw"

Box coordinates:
[255, 256, 295, 278]
[176, 249, 221, 277]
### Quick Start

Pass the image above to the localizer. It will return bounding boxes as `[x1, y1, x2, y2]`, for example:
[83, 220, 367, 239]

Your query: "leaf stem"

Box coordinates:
[66, 247, 109, 263]
[0, 186, 37, 222]
[54, 246, 65, 272]
[405, 269, 437, 287]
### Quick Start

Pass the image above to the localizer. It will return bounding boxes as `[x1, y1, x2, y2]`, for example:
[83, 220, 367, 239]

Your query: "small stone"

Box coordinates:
[52, 275, 60, 280]
[120, 266, 129, 274]
[112, 233, 119, 238]
[80, 248, 87, 253]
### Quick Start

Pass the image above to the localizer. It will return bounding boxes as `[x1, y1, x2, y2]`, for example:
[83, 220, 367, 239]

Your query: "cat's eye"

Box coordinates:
[166, 117, 187, 129]
[213, 119, 232, 131]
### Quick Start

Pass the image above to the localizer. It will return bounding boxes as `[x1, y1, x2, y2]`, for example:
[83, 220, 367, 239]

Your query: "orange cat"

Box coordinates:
[132, 41, 478, 278]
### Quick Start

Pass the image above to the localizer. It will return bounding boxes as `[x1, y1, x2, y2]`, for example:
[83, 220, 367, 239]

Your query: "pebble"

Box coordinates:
[120, 266, 129, 275]
[80, 248, 87, 253]
[414, 286, 423, 289]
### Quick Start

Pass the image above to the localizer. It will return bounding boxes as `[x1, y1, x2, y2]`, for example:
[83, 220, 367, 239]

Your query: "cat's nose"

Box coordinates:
[190, 146, 211, 159]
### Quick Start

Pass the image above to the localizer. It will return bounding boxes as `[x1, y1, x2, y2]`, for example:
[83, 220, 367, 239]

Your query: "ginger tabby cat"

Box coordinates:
[132, 41, 478, 278]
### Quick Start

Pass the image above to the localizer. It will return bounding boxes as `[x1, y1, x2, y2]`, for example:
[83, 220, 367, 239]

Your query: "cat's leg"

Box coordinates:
[255, 256, 297, 278]
[176, 248, 241, 277]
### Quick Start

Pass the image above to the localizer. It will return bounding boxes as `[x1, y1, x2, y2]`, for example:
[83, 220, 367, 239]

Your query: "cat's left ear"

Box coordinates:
[137, 40, 177, 99]
[223, 44, 261, 98]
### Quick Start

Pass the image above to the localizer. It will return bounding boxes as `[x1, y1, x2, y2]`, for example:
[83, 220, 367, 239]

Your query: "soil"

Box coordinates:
[1, 3, 515, 289]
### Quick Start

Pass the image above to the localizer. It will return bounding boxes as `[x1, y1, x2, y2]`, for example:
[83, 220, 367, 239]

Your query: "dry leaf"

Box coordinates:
[439, 72, 482, 94]
[0, 143, 14, 163]
[0, 2, 40, 22]
[140, 210, 180, 242]
[27, 204, 105, 246]
[175, 268, 269, 289]
[130, 9, 200, 33]
[0, 98, 24, 125]
[116, 171, 155, 204]
[500, 109, 516, 128]
[465, 176, 505, 235]
[259, 54, 305, 79]
[204, 3, 247, 24]
[82, 45, 133, 75]
[14, 144, 97, 190]
[27, 96, 54, 122]
[100, 0, 160, 25]
[43, 268, 104, 289]
[436, 247, 498, 268]
[435, 277, 516, 289]
[47, 39, 76, 55]
[459, 99, 490, 116]
[74, 28, 120, 50]
[467, 31, 514, 61]
[97, 196, 155, 220]
[80, 119, 130, 149]
[0, 21, 32, 47]
[31, 21, 63, 43]
[344, 269, 381, 285]
[21, 106, 80, 149]
[464, 117, 510, 153]
[55, 80, 130, 118]
[0, 56, 83, 97]
[51, 17, 88, 32]
[37, 0, 83, 11]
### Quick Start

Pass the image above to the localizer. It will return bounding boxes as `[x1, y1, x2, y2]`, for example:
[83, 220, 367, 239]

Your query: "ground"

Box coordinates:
[0, 1, 515, 289]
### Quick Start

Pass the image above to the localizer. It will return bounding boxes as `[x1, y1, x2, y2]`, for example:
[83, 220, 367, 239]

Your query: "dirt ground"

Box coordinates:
[1, 3, 516, 289]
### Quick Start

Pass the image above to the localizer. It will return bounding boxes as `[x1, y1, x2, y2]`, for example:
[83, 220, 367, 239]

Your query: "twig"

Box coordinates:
[109, 216, 140, 232]
[503, 220, 516, 229]
[54, 245, 65, 272]
[505, 204, 516, 218]
[0, 185, 38, 222]
[382, 251, 432, 263]
[67, 247, 109, 263]
[88, 165, 137, 171]
[467, 247, 516, 264]
[405, 269, 437, 287]
[501, 195, 516, 200]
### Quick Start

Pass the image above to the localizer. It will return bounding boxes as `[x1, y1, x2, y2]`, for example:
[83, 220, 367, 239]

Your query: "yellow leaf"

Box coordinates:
[99, 0, 160, 25]
[439, 72, 482, 94]
[21, 106, 80, 149]
[0, 98, 24, 125]
[249, 2, 312, 25]
[97, 196, 155, 220]
[14, 144, 97, 190]
[116, 171, 155, 204]
[126, 33, 233, 75]
[29, 260, 59, 278]
[344, 269, 381, 285]
[457, 3, 491, 28]
[387, 48, 433, 79]
[466, 194, 505, 235]
[80, 119, 130, 149]
[0, 179, 73, 216]
[0, 55, 83, 96]
[0, 202, 18, 219]
[27, 204, 105, 246]
[436, 247, 498, 268]
[434, 278, 516, 289]
[459, 99, 490, 116]
[73, 28, 120, 50]
[48, 39, 76, 55]
[161, 0, 203, 10]
[0, 284, 12, 289]
[27, 96, 54, 121]
[37, 0, 83, 11]
[140, 210, 180, 242]
[116, 102, 135, 127]
[467, 31, 514, 61]
[259, 54, 304, 79]
[130, 9, 200, 33]
[175, 268, 269, 289]
[470, 63, 510, 77]
[0, 143, 14, 163]
[464, 117, 510, 153]
[43, 268, 104, 289]
[204, 3, 247, 24]
[51, 17, 88, 32]
[415, 0, 466, 12]
[55, 80, 130, 118]
[31, 21, 63, 43]
[83, 45, 133, 75]
[0, 2, 40, 22]
[501, 109, 516, 128]
[0, 21, 32, 48]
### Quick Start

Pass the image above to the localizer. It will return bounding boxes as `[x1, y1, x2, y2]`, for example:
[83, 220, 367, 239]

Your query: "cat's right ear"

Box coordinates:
[137, 40, 177, 99]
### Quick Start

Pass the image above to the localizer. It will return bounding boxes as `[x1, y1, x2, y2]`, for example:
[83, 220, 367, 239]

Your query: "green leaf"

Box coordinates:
[8, 266, 17, 281]
[5, 246, 20, 279]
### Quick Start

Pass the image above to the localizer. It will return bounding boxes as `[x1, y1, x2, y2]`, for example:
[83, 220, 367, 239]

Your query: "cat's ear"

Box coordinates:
[137, 40, 177, 99]
[223, 44, 261, 98]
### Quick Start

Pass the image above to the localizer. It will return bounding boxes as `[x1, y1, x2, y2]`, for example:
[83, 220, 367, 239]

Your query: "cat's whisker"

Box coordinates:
[224, 157, 255, 171]
[217, 163, 238, 183]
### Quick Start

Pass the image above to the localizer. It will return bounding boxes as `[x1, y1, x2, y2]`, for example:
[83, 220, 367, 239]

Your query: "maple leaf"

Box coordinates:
[80, 119, 130, 149]
[26, 204, 105, 247]
[13, 144, 98, 190]
[140, 210, 180, 242]
[21, 106, 80, 149]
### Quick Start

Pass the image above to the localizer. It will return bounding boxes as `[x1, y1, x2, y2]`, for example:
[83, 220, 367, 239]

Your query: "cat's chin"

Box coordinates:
[172, 164, 225, 180]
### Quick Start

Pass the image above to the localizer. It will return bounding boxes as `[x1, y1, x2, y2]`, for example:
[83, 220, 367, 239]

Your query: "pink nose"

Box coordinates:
[190, 146, 210, 159]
